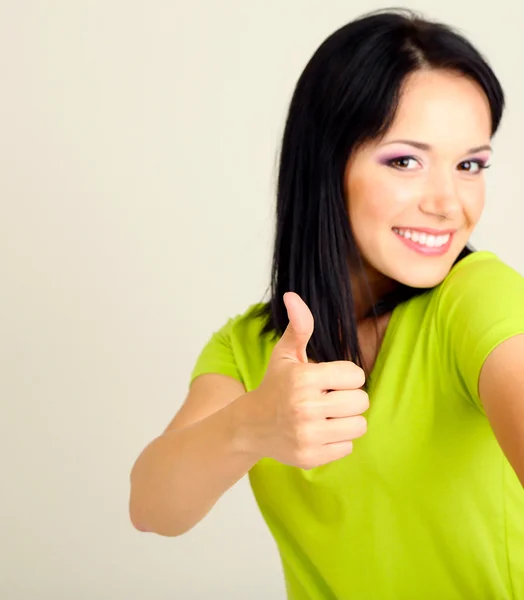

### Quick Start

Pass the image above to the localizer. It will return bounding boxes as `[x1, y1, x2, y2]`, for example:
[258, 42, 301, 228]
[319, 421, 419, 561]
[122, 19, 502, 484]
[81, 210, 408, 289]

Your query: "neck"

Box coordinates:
[352, 271, 398, 322]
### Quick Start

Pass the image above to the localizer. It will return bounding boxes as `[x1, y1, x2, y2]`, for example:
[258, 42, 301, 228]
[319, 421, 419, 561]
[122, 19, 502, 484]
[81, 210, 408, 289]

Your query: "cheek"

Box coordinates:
[348, 174, 415, 227]
[464, 186, 486, 224]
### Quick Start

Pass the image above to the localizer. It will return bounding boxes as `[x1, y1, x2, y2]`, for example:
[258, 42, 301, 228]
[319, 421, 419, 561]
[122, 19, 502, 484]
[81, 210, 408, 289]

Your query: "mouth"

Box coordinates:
[392, 227, 455, 256]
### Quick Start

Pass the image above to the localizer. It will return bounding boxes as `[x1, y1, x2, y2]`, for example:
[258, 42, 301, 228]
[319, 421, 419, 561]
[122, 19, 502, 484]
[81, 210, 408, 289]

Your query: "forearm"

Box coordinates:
[129, 392, 259, 537]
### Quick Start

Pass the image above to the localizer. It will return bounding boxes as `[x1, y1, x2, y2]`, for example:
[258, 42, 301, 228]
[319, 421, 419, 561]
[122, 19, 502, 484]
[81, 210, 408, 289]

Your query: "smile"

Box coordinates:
[392, 227, 454, 256]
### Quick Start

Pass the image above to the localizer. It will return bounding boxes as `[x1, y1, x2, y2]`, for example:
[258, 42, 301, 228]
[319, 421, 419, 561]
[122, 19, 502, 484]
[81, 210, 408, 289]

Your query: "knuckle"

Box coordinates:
[295, 449, 315, 470]
[289, 368, 305, 389]
[293, 422, 314, 448]
[290, 401, 316, 423]
[336, 361, 366, 388]
[289, 366, 313, 390]
[349, 364, 366, 387]
[355, 389, 370, 411]
[334, 440, 354, 459]
[356, 370, 367, 388]
[354, 415, 368, 435]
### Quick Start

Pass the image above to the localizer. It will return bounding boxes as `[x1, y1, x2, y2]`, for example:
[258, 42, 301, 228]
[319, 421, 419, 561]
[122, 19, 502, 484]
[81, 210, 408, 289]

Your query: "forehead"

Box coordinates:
[384, 69, 492, 145]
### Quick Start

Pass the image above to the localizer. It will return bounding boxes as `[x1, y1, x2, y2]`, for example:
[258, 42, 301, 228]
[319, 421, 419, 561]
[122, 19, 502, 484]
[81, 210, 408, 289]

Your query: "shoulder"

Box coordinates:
[434, 250, 524, 314]
[431, 249, 524, 342]
[226, 302, 276, 342]
[444, 249, 521, 282]
[223, 302, 278, 390]
[429, 250, 524, 411]
[190, 301, 276, 389]
[213, 301, 278, 365]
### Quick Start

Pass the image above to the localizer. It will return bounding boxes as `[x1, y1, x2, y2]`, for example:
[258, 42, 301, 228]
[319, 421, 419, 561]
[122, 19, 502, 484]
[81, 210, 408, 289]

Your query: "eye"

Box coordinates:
[459, 160, 491, 174]
[387, 156, 419, 170]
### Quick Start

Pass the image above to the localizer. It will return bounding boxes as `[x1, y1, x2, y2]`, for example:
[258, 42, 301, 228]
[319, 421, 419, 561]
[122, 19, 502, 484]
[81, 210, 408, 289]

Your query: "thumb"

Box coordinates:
[274, 292, 314, 364]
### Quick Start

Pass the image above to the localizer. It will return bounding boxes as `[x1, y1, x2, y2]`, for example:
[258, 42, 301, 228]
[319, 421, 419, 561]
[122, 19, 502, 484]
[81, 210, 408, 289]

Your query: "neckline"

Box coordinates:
[366, 301, 403, 392]
[367, 250, 494, 381]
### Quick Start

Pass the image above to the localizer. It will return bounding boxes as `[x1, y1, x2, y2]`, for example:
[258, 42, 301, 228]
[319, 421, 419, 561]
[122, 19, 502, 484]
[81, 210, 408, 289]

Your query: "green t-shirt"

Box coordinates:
[190, 250, 524, 599]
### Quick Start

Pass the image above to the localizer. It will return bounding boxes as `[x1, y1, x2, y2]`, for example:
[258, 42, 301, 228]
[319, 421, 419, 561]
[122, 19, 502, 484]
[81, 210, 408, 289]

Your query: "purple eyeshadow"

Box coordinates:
[376, 152, 491, 166]
[377, 154, 408, 165]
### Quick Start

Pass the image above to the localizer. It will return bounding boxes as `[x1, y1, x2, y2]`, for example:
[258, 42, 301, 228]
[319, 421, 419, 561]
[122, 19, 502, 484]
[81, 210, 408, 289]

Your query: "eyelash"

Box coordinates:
[387, 156, 491, 173]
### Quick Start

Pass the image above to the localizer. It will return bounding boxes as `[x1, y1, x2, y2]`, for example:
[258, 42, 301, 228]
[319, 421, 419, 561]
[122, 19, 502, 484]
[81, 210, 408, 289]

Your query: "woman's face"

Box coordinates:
[344, 68, 492, 290]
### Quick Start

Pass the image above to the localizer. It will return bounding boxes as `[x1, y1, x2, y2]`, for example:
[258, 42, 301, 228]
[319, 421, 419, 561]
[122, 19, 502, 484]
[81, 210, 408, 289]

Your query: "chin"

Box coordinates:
[388, 263, 453, 289]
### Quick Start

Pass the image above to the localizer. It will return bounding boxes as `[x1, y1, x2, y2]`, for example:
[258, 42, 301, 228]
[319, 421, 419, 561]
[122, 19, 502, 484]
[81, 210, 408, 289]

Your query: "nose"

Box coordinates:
[418, 169, 461, 220]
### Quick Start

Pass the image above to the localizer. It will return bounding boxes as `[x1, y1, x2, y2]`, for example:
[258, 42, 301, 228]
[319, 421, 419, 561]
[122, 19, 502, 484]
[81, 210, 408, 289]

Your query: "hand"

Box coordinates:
[243, 292, 369, 470]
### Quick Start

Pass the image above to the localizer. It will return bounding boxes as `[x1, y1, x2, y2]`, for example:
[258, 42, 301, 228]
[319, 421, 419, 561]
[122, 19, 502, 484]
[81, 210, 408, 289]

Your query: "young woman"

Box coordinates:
[130, 9, 524, 599]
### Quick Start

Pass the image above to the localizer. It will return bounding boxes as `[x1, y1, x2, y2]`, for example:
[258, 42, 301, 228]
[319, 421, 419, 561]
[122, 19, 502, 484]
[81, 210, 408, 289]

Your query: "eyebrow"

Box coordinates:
[382, 140, 493, 154]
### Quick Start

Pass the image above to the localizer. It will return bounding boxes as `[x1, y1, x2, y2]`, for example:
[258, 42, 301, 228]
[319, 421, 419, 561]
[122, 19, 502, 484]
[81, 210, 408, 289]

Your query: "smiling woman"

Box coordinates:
[344, 69, 492, 290]
[129, 8, 524, 600]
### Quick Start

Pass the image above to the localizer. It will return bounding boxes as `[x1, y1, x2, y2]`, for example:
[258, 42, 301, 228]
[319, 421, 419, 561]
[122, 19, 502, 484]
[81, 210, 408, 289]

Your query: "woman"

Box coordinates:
[130, 8, 524, 599]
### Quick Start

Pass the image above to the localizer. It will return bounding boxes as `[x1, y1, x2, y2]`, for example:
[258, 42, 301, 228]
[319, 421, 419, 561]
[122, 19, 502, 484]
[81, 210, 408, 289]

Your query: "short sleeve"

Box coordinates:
[436, 252, 524, 413]
[189, 315, 243, 387]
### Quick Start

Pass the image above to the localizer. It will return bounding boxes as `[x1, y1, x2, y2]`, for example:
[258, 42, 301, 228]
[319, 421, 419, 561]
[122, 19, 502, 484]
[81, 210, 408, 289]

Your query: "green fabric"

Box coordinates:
[190, 251, 524, 599]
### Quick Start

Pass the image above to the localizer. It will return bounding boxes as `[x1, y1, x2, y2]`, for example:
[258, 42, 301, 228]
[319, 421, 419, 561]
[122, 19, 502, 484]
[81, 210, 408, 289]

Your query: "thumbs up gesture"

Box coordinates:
[243, 292, 369, 470]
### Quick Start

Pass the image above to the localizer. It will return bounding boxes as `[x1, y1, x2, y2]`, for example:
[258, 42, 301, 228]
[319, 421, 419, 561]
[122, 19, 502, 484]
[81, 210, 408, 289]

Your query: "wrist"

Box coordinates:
[226, 390, 264, 464]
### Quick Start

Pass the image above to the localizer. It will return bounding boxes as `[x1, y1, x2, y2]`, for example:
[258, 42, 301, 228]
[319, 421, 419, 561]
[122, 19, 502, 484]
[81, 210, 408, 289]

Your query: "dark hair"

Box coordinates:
[255, 7, 505, 381]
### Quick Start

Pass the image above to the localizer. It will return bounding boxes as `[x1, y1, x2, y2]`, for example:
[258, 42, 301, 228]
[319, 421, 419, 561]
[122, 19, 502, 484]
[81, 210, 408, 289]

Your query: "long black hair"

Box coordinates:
[254, 7, 505, 378]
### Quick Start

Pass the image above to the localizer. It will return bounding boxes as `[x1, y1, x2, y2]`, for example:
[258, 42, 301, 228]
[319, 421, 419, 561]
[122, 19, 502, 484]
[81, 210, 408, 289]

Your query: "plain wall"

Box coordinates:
[1, 1, 523, 598]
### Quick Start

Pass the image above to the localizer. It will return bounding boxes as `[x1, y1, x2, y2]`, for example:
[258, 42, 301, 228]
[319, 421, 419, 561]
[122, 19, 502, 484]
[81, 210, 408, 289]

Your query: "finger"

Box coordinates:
[321, 389, 370, 418]
[273, 292, 314, 364]
[305, 441, 355, 469]
[322, 415, 368, 444]
[309, 360, 366, 390]
[319, 440, 354, 463]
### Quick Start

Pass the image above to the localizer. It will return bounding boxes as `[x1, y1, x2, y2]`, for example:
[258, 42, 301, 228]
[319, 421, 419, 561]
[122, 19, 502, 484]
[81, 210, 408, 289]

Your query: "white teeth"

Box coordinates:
[393, 228, 451, 248]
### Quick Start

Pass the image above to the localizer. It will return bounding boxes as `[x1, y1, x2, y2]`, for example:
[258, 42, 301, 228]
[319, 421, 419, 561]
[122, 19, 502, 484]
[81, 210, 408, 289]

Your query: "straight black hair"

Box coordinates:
[254, 7, 505, 381]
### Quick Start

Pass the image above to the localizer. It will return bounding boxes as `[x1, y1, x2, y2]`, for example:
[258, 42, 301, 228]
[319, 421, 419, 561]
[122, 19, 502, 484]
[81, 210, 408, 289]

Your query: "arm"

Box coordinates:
[129, 373, 260, 537]
[479, 333, 524, 487]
